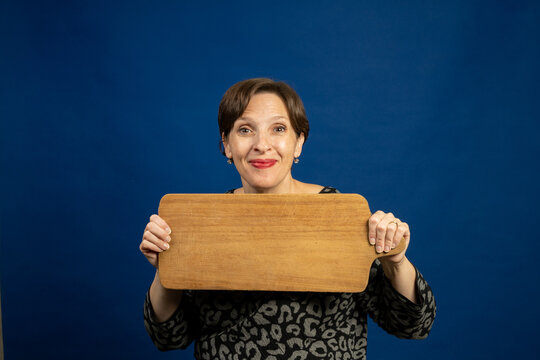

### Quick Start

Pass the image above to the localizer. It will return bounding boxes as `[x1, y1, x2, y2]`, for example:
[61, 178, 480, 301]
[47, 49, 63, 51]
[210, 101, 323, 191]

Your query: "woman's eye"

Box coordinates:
[238, 128, 251, 134]
[274, 126, 286, 133]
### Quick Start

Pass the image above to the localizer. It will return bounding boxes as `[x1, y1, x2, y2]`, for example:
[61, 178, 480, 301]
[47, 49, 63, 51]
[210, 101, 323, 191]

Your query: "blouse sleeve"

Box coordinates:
[357, 259, 436, 339]
[143, 289, 198, 351]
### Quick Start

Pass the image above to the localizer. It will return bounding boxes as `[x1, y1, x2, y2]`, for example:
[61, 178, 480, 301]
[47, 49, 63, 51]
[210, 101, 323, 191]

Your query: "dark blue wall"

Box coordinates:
[1, 0, 539, 359]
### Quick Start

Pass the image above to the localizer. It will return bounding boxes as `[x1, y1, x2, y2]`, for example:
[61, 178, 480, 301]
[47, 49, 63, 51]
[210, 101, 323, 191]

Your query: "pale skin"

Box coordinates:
[140, 93, 417, 322]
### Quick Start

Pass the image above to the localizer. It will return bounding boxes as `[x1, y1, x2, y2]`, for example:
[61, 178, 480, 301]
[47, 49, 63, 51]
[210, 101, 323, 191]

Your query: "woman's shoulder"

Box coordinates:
[225, 185, 340, 194]
[319, 186, 340, 193]
[296, 182, 340, 194]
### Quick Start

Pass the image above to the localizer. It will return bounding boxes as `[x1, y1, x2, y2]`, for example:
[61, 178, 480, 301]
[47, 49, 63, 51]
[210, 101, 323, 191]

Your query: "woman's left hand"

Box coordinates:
[368, 210, 410, 265]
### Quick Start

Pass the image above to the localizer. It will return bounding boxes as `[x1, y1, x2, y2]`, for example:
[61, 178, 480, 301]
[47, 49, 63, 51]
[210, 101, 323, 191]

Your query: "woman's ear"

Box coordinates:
[222, 133, 232, 159]
[294, 133, 305, 158]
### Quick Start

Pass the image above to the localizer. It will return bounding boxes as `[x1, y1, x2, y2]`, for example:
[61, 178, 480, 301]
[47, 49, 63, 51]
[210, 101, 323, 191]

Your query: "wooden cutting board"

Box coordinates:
[158, 194, 405, 292]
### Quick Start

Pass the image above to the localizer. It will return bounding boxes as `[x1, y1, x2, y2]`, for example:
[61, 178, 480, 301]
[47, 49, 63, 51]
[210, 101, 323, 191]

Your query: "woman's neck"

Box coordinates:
[236, 177, 323, 195]
[238, 176, 299, 194]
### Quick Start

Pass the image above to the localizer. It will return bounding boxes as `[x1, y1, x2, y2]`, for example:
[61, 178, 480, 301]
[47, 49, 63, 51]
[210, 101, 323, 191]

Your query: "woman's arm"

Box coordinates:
[359, 259, 436, 339]
[380, 256, 418, 303]
[141, 214, 196, 350]
[362, 210, 436, 338]
[143, 283, 195, 351]
[368, 210, 417, 302]
[140, 214, 184, 320]
[149, 271, 183, 322]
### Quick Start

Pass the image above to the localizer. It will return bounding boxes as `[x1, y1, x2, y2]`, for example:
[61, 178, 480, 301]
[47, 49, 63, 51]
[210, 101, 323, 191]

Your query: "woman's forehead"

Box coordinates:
[237, 114, 288, 122]
[240, 93, 289, 118]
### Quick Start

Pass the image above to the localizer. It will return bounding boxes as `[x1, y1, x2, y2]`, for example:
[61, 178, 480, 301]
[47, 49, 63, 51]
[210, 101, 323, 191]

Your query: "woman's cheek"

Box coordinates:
[274, 138, 294, 156]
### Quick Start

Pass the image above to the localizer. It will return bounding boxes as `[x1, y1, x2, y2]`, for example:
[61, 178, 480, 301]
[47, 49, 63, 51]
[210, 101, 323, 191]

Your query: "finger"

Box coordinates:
[147, 222, 171, 242]
[402, 222, 410, 243]
[143, 230, 170, 251]
[387, 217, 401, 249]
[144, 252, 158, 262]
[385, 222, 398, 252]
[392, 222, 409, 250]
[150, 214, 171, 234]
[140, 241, 159, 268]
[140, 239, 165, 254]
[145, 253, 158, 268]
[375, 212, 395, 253]
[392, 222, 405, 249]
[368, 210, 385, 245]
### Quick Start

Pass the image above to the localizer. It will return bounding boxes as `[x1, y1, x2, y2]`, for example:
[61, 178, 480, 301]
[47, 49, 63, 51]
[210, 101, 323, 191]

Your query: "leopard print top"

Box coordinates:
[144, 187, 436, 359]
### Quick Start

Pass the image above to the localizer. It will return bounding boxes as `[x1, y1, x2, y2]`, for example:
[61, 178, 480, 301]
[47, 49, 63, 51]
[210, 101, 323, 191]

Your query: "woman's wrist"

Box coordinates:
[380, 257, 418, 303]
[149, 271, 183, 322]
[381, 256, 407, 276]
[152, 270, 183, 296]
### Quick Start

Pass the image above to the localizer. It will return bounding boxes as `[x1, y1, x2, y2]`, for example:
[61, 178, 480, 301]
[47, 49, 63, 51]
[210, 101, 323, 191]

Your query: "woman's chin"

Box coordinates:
[243, 177, 286, 193]
[248, 182, 279, 192]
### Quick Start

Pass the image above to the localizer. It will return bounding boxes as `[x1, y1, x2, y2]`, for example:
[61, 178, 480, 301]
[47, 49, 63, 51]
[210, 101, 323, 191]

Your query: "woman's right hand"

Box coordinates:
[140, 214, 171, 268]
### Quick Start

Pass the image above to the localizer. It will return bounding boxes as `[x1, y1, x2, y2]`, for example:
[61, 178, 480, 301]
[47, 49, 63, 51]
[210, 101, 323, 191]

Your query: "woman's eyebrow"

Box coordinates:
[237, 116, 253, 121]
[237, 115, 288, 121]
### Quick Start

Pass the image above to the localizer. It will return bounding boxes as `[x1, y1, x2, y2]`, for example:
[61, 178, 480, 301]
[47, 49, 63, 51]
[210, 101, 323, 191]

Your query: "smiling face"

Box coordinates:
[222, 92, 305, 193]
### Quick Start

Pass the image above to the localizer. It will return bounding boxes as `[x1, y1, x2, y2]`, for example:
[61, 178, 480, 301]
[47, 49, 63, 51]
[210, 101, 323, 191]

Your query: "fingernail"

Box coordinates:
[376, 245, 382, 253]
[166, 228, 171, 234]
[166, 236, 171, 242]
[384, 245, 390, 252]
[391, 243, 396, 249]
[369, 238, 376, 245]
[164, 242, 170, 249]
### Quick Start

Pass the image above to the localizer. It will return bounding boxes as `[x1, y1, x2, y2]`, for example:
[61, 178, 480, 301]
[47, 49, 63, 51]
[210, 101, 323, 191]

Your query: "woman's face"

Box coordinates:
[223, 92, 305, 193]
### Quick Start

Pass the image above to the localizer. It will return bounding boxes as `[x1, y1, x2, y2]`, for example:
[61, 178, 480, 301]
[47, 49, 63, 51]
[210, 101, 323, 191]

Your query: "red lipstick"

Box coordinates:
[249, 159, 277, 169]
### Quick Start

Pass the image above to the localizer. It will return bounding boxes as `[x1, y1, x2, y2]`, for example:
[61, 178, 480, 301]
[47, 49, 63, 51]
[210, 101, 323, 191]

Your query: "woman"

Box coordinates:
[140, 78, 436, 359]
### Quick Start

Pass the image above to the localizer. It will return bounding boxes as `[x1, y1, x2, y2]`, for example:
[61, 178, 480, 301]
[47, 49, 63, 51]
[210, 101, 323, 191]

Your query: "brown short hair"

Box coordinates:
[218, 78, 309, 156]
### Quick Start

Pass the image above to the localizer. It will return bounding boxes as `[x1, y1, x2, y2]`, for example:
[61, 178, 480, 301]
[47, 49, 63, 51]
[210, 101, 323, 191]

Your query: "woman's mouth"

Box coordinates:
[249, 159, 277, 169]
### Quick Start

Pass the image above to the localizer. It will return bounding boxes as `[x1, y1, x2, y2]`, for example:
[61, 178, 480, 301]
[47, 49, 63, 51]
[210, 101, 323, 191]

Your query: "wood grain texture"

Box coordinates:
[158, 194, 405, 292]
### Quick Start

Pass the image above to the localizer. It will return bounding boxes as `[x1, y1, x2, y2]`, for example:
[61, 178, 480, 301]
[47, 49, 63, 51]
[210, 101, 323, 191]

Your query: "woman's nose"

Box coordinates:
[253, 133, 271, 153]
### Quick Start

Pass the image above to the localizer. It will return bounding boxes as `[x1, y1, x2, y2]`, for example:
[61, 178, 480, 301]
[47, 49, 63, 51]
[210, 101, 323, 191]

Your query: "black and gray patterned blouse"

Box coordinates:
[144, 187, 436, 359]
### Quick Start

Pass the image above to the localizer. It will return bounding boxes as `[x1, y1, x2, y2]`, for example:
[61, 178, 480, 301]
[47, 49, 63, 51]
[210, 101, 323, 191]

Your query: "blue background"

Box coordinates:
[1, 0, 539, 359]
